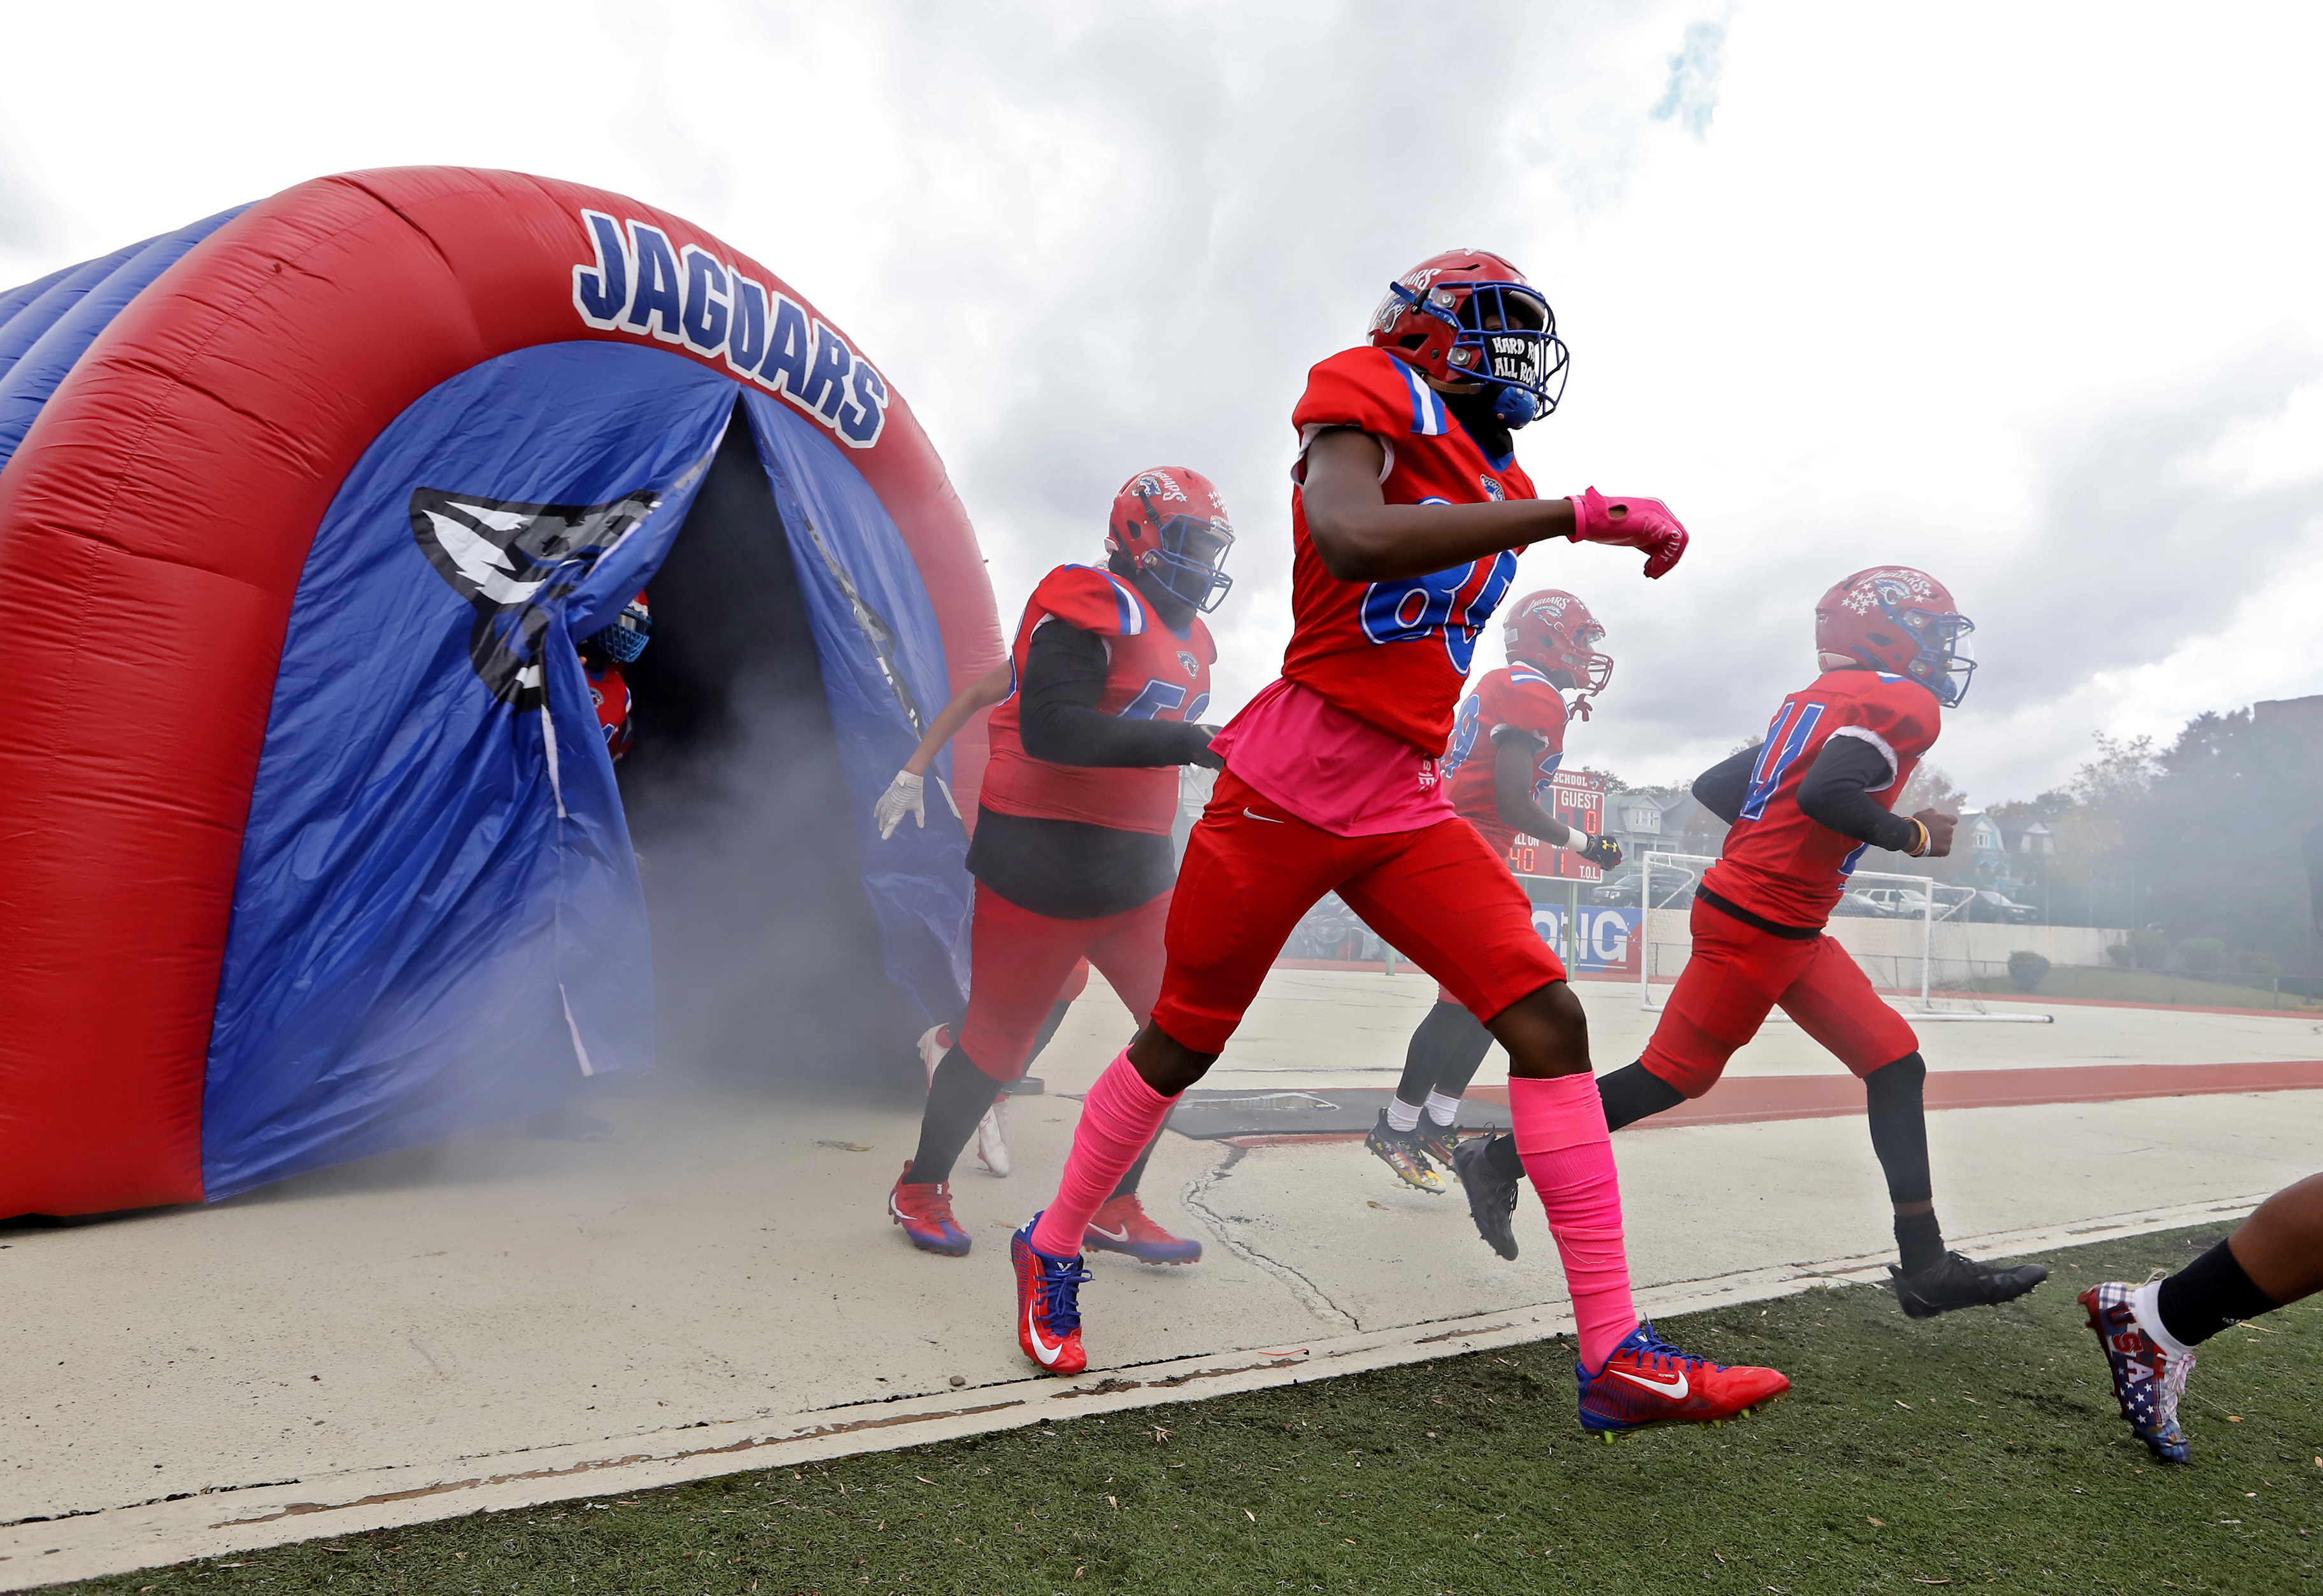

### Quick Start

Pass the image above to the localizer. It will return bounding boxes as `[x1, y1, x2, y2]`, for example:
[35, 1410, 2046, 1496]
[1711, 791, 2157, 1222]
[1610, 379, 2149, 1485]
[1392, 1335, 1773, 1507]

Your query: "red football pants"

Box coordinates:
[1150, 771, 1567, 1054]
[1640, 898, 1919, 1098]
[956, 882, 1169, 1082]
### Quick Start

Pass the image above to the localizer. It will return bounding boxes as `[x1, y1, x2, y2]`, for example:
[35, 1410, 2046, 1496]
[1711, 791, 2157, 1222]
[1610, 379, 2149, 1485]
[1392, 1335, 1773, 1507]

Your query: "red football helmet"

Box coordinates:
[1106, 467, 1235, 614]
[1368, 248, 1570, 427]
[1814, 568, 1975, 706]
[1503, 588, 1613, 701]
[584, 590, 651, 663]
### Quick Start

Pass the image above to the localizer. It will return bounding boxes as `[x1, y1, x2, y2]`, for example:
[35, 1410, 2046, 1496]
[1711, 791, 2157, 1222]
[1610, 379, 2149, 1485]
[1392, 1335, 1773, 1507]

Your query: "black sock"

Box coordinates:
[1865, 1054, 1944, 1273]
[1023, 999, 1073, 1070]
[907, 1048, 1002, 1185]
[1485, 1132, 1526, 1183]
[1396, 1000, 1496, 1108]
[1109, 1117, 1172, 1201]
[1894, 1211, 1945, 1276]
[2157, 1238, 2282, 1348]
[1598, 1061, 1685, 1131]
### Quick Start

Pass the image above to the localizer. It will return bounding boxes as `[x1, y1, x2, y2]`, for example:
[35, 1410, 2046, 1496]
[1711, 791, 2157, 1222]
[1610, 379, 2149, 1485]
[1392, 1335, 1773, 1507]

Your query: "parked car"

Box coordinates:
[1851, 885, 1935, 919]
[1834, 890, 1891, 917]
[1963, 889, 2040, 924]
[1591, 866, 1696, 909]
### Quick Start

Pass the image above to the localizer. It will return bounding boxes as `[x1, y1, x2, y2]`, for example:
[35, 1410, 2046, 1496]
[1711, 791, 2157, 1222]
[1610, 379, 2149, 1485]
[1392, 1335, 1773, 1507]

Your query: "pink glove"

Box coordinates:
[1568, 486, 1689, 579]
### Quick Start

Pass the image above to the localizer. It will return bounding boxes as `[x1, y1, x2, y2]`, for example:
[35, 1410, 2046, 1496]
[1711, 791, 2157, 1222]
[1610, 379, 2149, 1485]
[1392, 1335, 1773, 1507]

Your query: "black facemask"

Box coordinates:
[1441, 385, 1515, 465]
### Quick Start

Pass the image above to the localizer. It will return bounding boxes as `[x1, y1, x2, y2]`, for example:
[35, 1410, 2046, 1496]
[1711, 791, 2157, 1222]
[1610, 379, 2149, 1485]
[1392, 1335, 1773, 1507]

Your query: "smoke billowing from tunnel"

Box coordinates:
[618, 416, 928, 1098]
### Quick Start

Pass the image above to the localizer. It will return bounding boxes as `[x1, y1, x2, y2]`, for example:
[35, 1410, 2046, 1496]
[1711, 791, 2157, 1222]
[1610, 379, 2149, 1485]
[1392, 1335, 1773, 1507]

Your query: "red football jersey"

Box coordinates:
[981, 565, 1216, 835]
[1441, 665, 1570, 857]
[1704, 670, 1941, 928]
[584, 660, 632, 762]
[1281, 346, 1538, 751]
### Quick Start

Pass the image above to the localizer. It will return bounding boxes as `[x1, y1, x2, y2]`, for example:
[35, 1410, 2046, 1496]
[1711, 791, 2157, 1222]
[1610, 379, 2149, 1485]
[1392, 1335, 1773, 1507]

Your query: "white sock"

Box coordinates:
[1386, 1097, 1423, 1133]
[1425, 1091, 1462, 1127]
[2129, 1280, 2196, 1360]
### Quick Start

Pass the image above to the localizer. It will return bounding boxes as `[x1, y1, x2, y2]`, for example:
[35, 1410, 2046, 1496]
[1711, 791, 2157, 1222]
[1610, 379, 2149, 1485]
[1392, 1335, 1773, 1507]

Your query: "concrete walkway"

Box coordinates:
[7, 970, 2318, 1588]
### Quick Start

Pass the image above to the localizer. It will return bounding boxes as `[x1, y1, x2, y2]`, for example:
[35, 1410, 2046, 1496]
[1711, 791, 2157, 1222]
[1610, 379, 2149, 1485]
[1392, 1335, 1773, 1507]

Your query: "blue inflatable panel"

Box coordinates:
[201, 343, 965, 1197]
[0, 208, 247, 474]
[741, 390, 974, 1012]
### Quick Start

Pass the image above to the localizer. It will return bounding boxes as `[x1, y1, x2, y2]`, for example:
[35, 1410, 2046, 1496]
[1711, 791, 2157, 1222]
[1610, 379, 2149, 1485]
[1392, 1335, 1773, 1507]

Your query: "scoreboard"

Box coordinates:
[1503, 769, 1609, 882]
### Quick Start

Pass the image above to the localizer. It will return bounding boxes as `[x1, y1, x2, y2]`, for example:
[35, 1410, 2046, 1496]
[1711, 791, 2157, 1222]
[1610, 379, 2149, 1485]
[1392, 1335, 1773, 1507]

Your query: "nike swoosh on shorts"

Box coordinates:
[1242, 808, 1284, 824]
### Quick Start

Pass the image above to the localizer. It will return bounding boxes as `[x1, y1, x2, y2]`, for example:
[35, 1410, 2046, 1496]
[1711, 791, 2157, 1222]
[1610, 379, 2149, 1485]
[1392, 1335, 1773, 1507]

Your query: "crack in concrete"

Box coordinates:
[1181, 1146, 1359, 1332]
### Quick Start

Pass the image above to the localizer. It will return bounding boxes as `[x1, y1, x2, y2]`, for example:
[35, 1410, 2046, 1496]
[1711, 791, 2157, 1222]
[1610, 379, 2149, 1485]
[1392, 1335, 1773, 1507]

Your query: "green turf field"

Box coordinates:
[43, 1224, 2320, 1595]
[1942, 966, 2321, 1012]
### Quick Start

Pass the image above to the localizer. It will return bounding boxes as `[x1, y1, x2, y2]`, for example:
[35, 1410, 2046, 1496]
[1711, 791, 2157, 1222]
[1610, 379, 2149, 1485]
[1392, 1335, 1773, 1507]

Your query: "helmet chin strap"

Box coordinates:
[1819, 651, 1861, 672]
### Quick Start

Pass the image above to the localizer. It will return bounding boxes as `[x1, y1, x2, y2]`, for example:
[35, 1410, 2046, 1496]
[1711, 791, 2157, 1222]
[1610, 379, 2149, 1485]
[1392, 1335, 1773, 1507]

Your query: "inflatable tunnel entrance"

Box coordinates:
[0, 168, 1003, 1218]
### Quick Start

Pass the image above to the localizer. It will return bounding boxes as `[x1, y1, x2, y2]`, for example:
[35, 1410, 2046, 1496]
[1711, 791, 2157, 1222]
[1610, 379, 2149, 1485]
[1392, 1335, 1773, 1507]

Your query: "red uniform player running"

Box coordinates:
[877, 468, 1233, 1266]
[1009, 248, 1789, 1433]
[1364, 589, 1623, 1192]
[1455, 567, 2049, 1319]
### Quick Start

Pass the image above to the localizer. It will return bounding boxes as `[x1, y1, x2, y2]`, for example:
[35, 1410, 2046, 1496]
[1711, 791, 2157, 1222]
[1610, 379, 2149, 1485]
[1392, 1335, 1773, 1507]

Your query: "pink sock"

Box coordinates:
[1509, 1074, 1638, 1373]
[1028, 1052, 1177, 1257]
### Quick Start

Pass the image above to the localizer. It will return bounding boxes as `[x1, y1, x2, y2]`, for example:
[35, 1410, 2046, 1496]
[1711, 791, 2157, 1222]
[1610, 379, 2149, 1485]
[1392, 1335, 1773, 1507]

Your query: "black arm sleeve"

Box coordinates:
[1691, 745, 1761, 825]
[1795, 735, 1921, 851]
[1018, 621, 1213, 768]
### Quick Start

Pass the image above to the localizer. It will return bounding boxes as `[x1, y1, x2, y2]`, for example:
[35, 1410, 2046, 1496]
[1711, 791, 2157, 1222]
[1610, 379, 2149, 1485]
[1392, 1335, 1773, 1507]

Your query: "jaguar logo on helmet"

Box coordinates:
[410, 486, 662, 712]
[1130, 470, 1188, 504]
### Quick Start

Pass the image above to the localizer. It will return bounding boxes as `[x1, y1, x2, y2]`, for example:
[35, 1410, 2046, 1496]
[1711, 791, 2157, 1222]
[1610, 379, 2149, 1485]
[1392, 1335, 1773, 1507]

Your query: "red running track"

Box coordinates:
[1220, 1061, 2323, 1145]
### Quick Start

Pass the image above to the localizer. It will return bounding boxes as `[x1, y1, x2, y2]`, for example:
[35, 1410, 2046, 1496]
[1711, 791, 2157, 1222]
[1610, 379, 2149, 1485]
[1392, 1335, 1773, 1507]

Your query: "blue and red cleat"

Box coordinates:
[1577, 1322, 1790, 1432]
[2080, 1282, 2194, 1463]
[888, 1164, 971, 1256]
[1012, 1215, 1092, 1376]
[1083, 1194, 1203, 1264]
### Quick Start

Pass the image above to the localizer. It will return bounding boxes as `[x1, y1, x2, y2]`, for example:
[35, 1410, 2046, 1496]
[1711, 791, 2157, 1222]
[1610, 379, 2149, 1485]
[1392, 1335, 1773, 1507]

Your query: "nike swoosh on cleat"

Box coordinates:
[1608, 1366, 1688, 1399]
[1025, 1299, 1065, 1366]
[1088, 1225, 1130, 1243]
[1242, 809, 1285, 824]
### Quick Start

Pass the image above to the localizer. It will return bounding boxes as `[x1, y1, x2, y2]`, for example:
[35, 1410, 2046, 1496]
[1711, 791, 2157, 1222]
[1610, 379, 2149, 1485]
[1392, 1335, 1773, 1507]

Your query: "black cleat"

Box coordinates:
[1889, 1251, 2049, 1318]
[1414, 1117, 1459, 1169]
[1453, 1136, 1520, 1261]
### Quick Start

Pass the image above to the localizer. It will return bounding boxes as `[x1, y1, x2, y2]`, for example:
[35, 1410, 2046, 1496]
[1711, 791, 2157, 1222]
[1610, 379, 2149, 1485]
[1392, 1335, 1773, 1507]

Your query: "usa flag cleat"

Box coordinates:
[1083, 1194, 1202, 1264]
[2080, 1282, 2194, 1464]
[1414, 1116, 1460, 1171]
[1363, 1109, 1444, 1193]
[888, 1165, 971, 1256]
[1012, 1215, 1092, 1377]
[1576, 1321, 1791, 1432]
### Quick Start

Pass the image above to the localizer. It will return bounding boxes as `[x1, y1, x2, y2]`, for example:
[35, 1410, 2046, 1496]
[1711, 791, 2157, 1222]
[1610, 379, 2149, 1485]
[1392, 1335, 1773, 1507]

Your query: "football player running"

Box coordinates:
[1009, 249, 1789, 1433]
[1454, 568, 2049, 1320]
[2082, 1173, 2323, 1463]
[1365, 589, 1622, 1192]
[876, 468, 1232, 1267]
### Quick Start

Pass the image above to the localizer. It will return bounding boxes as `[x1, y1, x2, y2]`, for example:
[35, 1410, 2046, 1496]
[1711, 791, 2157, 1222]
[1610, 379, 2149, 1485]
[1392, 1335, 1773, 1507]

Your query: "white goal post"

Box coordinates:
[1636, 851, 2052, 1024]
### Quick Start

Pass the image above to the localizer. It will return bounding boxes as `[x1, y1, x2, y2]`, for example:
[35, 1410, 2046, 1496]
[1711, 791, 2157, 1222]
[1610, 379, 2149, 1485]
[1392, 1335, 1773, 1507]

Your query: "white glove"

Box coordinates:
[874, 770, 927, 839]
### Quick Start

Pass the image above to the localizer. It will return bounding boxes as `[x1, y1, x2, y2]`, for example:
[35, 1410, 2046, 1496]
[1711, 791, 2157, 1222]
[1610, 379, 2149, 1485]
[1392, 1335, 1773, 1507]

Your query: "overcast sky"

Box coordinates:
[2, 1, 2317, 803]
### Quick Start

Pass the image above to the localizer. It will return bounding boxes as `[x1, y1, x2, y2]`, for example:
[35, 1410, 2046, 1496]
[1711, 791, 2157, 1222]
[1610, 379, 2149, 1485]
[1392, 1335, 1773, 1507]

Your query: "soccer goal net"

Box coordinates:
[1635, 851, 2052, 1024]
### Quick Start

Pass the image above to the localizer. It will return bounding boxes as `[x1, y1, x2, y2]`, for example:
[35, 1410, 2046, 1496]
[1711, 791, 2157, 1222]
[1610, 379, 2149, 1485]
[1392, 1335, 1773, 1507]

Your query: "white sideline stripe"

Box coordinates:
[6, 1192, 2268, 1589]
